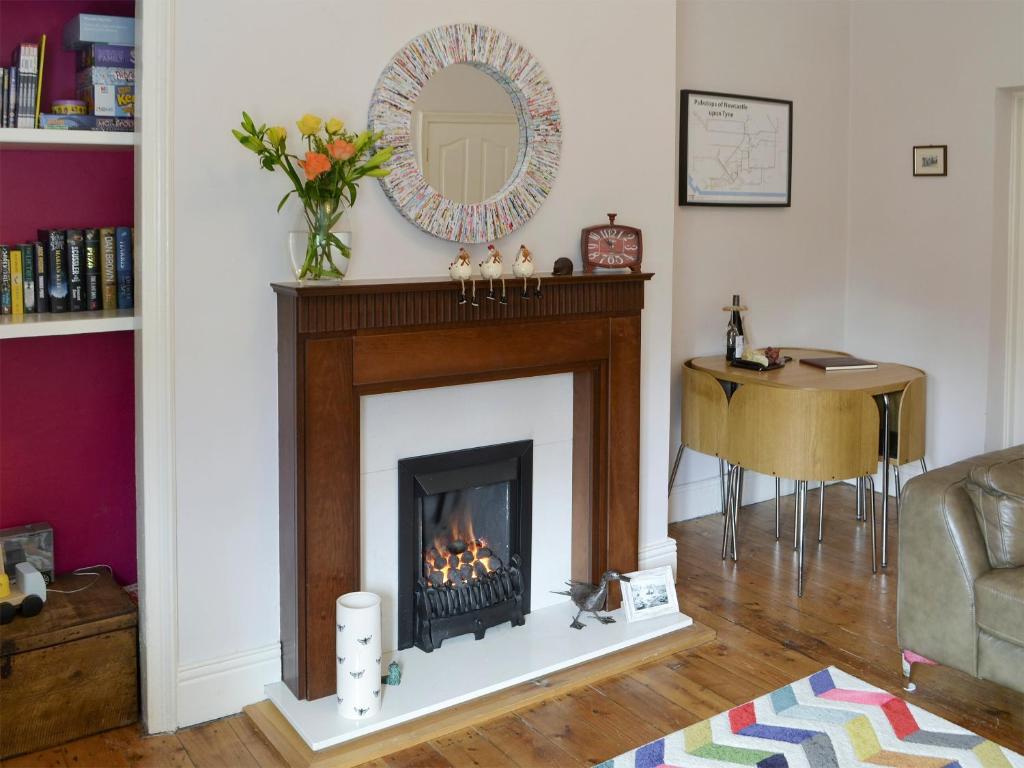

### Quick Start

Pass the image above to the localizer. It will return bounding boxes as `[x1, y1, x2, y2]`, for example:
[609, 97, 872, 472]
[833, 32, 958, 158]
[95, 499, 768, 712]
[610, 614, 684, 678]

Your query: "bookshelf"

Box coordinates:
[0, 126, 135, 150]
[0, 0, 140, 595]
[0, 307, 137, 339]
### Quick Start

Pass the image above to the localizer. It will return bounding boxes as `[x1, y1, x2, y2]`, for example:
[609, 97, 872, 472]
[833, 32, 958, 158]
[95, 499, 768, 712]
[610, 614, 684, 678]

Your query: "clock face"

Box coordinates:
[585, 227, 640, 267]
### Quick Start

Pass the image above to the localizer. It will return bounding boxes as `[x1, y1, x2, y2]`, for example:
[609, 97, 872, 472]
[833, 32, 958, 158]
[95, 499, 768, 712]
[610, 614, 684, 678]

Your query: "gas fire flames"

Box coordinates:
[423, 518, 502, 587]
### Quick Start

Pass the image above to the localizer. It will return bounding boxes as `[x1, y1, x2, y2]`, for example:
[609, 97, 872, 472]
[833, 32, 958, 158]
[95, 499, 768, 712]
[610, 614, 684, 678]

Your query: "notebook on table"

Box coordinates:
[799, 356, 878, 371]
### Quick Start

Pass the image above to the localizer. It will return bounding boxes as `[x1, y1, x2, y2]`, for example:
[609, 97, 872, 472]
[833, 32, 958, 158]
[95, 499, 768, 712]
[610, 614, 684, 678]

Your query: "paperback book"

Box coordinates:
[84, 229, 101, 310]
[100, 227, 117, 309]
[34, 243, 48, 313]
[0, 245, 12, 315]
[21, 242, 36, 313]
[39, 230, 68, 313]
[115, 226, 133, 309]
[66, 229, 85, 311]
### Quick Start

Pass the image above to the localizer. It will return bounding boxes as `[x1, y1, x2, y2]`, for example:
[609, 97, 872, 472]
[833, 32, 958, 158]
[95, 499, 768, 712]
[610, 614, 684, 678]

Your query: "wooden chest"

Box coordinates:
[0, 572, 138, 758]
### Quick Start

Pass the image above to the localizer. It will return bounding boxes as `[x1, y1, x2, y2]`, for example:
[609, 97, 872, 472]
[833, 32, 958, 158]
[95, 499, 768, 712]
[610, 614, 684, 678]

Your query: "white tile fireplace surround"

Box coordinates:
[360, 373, 575, 654]
[264, 372, 694, 750]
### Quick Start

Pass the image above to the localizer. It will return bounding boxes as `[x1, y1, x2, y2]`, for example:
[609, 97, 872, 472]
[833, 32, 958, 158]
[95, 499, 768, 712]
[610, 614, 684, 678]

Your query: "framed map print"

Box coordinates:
[679, 90, 793, 207]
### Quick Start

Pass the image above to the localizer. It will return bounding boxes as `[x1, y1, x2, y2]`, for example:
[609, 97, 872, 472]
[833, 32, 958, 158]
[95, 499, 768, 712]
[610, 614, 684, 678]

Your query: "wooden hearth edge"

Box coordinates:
[244, 621, 715, 768]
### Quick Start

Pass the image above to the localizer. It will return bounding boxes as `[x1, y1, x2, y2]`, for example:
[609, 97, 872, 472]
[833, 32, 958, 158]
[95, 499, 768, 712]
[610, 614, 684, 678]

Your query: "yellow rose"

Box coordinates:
[267, 126, 287, 147]
[296, 114, 322, 136]
[326, 117, 344, 134]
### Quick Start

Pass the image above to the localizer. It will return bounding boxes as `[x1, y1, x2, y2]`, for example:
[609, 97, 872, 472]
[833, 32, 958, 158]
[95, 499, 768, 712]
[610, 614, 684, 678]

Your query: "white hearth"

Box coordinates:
[267, 603, 693, 751]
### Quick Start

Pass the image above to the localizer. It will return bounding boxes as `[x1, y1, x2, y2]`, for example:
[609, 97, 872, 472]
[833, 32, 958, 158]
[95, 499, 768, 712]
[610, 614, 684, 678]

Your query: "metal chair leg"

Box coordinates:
[868, 474, 877, 574]
[894, 464, 903, 521]
[817, 482, 825, 543]
[856, 476, 863, 521]
[721, 465, 734, 560]
[774, 477, 781, 540]
[797, 480, 807, 596]
[735, 469, 744, 540]
[668, 444, 684, 495]
[793, 481, 800, 551]
[719, 458, 727, 516]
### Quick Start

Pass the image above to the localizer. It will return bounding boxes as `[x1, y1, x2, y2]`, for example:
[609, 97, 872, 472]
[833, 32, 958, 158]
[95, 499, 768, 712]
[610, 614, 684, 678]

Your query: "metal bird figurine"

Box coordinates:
[552, 569, 631, 629]
[381, 660, 401, 686]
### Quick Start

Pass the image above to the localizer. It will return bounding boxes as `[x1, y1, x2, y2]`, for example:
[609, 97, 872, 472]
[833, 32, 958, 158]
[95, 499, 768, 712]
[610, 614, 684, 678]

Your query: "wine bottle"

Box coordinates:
[731, 294, 745, 358]
[726, 313, 738, 361]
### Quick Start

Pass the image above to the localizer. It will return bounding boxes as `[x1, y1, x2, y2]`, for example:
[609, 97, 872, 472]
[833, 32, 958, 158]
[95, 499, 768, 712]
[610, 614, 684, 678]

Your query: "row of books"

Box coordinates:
[0, 228, 133, 316]
[2, 41, 44, 128]
[2, 14, 135, 131]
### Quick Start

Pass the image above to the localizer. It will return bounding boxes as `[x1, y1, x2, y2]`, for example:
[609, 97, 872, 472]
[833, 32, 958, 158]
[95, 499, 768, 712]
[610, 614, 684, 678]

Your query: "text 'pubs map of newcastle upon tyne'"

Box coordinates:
[684, 94, 790, 205]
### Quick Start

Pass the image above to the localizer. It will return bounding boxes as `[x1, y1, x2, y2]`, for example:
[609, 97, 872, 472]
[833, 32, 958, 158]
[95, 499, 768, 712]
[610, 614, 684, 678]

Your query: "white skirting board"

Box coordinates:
[177, 643, 282, 727]
[639, 536, 679, 576]
[266, 602, 694, 752]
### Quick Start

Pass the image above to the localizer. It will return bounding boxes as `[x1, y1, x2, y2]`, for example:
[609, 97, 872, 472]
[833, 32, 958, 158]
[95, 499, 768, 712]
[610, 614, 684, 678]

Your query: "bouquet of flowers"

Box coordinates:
[233, 112, 393, 279]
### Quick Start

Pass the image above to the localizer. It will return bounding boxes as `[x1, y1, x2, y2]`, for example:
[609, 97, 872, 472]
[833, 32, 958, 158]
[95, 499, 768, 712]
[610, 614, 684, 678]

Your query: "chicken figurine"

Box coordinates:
[479, 244, 507, 304]
[512, 244, 542, 298]
[449, 247, 477, 306]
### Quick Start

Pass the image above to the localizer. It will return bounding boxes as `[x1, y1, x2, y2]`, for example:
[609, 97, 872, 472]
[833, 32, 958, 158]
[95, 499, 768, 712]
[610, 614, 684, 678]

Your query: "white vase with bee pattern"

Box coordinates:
[336, 592, 383, 719]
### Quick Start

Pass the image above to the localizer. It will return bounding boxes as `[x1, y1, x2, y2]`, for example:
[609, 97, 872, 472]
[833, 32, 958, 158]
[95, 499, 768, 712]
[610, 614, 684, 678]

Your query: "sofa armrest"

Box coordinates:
[897, 461, 992, 675]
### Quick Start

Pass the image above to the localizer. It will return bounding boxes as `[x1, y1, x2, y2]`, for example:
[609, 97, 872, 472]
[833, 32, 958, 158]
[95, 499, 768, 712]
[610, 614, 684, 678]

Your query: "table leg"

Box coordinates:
[719, 458, 727, 516]
[881, 393, 891, 568]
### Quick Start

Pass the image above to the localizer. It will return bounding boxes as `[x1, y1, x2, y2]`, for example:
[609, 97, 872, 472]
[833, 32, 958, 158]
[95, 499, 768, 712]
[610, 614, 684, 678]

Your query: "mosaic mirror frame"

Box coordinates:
[369, 23, 562, 243]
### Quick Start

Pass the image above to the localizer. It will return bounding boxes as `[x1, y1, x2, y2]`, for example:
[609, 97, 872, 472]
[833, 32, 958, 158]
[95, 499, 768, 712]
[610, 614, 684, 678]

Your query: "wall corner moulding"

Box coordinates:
[368, 23, 562, 243]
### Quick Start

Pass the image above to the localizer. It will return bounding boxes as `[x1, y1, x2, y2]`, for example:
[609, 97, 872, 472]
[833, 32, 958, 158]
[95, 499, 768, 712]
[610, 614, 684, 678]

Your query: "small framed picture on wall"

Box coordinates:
[913, 145, 947, 176]
[620, 565, 679, 623]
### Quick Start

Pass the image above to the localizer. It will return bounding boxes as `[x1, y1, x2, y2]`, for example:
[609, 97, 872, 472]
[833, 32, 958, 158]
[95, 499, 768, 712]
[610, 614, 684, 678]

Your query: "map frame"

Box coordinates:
[679, 89, 793, 208]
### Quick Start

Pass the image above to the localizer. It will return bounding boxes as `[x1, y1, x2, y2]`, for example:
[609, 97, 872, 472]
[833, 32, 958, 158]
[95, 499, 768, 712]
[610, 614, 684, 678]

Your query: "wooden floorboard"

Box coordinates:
[9, 485, 1023, 766]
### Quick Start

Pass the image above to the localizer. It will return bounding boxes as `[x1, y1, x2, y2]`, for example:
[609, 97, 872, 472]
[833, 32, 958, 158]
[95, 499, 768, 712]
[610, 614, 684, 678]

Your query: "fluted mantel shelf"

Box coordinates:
[272, 271, 653, 334]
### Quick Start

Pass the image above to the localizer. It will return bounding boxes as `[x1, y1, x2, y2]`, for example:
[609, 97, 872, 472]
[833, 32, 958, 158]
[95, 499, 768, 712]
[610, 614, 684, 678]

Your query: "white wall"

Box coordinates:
[846, 1, 1024, 468]
[670, 0, 852, 520]
[172, 0, 677, 726]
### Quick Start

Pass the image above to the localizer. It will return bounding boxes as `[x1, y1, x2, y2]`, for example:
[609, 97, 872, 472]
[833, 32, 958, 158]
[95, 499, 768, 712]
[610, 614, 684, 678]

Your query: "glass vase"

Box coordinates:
[288, 200, 351, 280]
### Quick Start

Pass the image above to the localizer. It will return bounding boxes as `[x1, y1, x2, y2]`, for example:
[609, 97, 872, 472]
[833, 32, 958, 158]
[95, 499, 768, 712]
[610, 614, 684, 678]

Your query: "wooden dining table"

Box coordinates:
[688, 348, 925, 568]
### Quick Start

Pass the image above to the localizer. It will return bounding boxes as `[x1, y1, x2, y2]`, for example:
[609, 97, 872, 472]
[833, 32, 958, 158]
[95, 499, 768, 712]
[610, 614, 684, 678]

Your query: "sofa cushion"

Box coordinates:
[965, 448, 1024, 568]
[974, 568, 1024, 646]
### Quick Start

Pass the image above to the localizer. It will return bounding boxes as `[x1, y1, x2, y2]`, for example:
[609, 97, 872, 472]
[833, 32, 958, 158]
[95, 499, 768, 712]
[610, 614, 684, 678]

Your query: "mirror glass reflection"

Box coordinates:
[411, 64, 521, 204]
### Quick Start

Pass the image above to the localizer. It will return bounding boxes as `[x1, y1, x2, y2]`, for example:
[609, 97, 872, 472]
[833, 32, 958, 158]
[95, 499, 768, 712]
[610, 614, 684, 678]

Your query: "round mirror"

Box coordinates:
[411, 64, 522, 205]
[369, 24, 561, 243]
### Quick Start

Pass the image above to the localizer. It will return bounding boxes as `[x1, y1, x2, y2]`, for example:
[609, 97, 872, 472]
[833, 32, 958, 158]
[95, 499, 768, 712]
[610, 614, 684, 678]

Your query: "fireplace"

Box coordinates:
[397, 441, 533, 652]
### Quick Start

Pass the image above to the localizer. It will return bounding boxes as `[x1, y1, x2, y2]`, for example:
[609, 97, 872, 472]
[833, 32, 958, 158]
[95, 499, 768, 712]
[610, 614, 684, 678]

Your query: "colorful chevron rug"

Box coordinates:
[597, 666, 1022, 767]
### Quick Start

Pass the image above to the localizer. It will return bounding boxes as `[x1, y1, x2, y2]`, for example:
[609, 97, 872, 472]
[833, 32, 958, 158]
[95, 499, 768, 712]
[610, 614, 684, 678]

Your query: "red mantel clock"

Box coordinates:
[580, 213, 643, 273]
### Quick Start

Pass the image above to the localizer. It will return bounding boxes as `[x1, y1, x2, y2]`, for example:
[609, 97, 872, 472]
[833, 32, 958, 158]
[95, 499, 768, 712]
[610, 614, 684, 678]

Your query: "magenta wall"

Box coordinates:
[0, 334, 138, 583]
[0, 0, 138, 584]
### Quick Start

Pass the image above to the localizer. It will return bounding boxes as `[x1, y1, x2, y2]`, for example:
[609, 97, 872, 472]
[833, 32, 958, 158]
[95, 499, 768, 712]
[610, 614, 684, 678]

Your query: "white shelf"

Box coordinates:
[0, 127, 135, 150]
[0, 309, 138, 339]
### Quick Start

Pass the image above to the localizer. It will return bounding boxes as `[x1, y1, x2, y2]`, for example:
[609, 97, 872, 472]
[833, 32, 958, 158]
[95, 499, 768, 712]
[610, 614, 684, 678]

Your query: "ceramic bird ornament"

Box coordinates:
[479, 244, 507, 304]
[512, 244, 542, 298]
[552, 569, 631, 630]
[381, 660, 402, 686]
[449, 247, 477, 306]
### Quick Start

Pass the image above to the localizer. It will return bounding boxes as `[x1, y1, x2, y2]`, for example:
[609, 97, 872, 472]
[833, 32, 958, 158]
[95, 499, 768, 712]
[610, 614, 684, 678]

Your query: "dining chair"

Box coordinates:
[725, 383, 880, 595]
[675, 361, 731, 531]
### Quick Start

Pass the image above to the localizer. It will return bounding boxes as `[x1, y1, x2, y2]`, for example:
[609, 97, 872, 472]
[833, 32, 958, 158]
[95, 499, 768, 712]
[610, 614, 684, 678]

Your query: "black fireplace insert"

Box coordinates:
[397, 440, 533, 652]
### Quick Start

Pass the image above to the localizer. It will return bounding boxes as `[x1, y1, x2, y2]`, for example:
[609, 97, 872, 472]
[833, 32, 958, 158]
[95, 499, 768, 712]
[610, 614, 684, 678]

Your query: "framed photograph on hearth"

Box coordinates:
[913, 145, 947, 176]
[680, 89, 793, 207]
[621, 565, 679, 623]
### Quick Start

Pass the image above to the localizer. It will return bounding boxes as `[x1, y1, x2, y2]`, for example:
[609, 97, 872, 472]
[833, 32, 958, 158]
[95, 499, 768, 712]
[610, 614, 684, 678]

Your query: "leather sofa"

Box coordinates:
[897, 444, 1024, 693]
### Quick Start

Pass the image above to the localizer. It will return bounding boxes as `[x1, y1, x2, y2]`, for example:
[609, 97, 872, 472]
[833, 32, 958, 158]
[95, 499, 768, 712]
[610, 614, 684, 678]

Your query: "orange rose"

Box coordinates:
[328, 139, 356, 161]
[298, 151, 331, 180]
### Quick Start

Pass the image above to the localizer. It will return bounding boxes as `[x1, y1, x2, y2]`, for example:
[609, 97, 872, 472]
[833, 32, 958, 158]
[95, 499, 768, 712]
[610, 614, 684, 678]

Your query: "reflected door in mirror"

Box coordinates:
[420, 115, 519, 203]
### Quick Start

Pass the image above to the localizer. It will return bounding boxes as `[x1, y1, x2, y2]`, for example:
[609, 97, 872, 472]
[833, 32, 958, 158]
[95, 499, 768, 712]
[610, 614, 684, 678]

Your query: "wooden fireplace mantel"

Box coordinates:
[274, 271, 652, 701]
